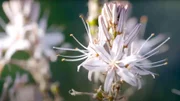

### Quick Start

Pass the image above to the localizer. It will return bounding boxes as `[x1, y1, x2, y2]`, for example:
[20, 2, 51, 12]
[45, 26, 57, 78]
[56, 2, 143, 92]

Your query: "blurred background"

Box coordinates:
[0, 0, 180, 101]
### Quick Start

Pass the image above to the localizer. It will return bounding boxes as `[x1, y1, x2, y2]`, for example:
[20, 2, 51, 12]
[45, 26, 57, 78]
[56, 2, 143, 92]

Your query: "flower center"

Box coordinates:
[109, 60, 118, 69]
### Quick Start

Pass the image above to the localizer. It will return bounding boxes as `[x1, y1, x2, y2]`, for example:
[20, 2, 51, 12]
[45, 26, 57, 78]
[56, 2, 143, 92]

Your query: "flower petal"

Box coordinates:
[30, 2, 40, 22]
[43, 47, 57, 61]
[88, 71, 93, 81]
[111, 35, 123, 59]
[104, 68, 114, 92]
[93, 45, 111, 63]
[117, 68, 137, 87]
[125, 17, 138, 34]
[82, 57, 108, 72]
[42, 32, 64, 47]
[5, 40, 30, 60]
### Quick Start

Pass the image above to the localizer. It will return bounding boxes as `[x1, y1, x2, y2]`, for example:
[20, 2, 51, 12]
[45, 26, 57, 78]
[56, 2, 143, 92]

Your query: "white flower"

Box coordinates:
[0, 26, 31, 60]
[97, 2, 169, 91]
[56, 1, 170, 92]
[0, 0, 40, 60]
[82, 35, 142, 92]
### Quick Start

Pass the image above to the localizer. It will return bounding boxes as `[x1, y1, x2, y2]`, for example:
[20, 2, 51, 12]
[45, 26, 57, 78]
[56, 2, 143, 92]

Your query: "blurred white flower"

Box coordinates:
[0, 0, 65, 100]
[32, 13, 65, 61]
[0, 0, 40, 60]
[0, 0, 66, 62]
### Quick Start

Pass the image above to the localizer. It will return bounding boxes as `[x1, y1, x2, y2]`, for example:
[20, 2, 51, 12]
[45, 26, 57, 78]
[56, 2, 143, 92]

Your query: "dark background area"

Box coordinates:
[0, 0, 180, 101]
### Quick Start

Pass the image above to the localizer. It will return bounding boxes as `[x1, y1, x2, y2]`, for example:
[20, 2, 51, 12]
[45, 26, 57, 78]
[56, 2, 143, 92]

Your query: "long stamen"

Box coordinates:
[61, 56, 88, 62]
[137, 59, 167, 65]
[134, 66, 156, 78]
[53, 47, 86, 53]
[137, 51, 159, 62]
[136, 62, 167, 68]
[79, 15, 89, 34]
[143, 37, 170, 56]
[57, 54, 87, 58]
[136, 33, 155, 54]
[86, 21, 93, 43]
[80, 15, 92, 43]
[70, 34, 87, 49]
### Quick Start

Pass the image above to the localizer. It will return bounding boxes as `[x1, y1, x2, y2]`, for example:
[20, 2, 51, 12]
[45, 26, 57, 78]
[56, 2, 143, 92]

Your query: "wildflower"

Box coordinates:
[56, 1, 170, 92]
[82, 35, 142, 92]
[95, 2, 170, 91]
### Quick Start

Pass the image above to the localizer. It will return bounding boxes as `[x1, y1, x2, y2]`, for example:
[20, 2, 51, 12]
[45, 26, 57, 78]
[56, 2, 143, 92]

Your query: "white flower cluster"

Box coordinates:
[55, 1, 170, 93]
[0, 0, 66, 62]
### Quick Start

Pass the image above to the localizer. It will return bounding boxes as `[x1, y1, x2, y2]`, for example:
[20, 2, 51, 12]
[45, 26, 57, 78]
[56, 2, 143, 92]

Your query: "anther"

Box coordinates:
[125, 64, 131, 70]
[95, 54, 99, 57]
[123, 45, 128, 48]
[86, 20, 89, 24]
[151, 33, 155, 36]
[164, 62, 168, 65]
[61, 58, 65, 61]
[117, 31, 122, 35]
[70, 34, 73, 36]
[140, 16, 148, 24]
[79, 14, 84, 18]
[125, 64, 129, 68]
